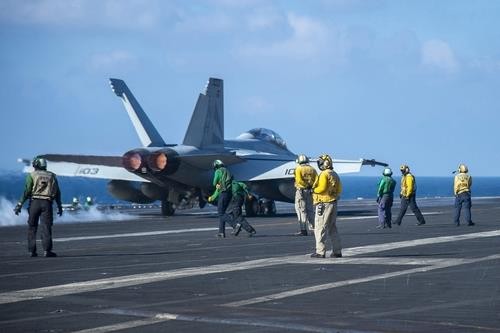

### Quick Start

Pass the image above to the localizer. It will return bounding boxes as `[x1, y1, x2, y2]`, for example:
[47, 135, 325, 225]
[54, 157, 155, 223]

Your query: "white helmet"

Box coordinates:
[296, 154, 309, 164]
[458, 164, 468, 173]
[213, 159, 224, 169]
[383, 167, 393, 176]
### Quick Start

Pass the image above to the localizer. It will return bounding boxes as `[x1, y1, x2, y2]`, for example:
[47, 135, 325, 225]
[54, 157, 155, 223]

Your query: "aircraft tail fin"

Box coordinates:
[182, 78, 224, 148]
[109, 78, 166, 147]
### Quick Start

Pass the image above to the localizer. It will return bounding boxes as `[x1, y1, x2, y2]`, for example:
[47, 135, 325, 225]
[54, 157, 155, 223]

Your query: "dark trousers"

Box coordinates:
[395, 194, 426, 225]
[454, 192, 472, 225]
[27, 199, 54, 253]
[377, 194, 393, 227]
[228, 195, 255, 233]
[217, 191, 232, 234]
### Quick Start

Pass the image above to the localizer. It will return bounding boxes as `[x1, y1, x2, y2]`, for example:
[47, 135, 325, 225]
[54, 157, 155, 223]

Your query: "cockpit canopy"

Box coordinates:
[236, 128, 287, 149]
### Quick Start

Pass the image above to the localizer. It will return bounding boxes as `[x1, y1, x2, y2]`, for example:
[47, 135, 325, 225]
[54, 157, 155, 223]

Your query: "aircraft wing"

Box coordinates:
[20, 154, 146, 182]
[231, 158, 371, 182]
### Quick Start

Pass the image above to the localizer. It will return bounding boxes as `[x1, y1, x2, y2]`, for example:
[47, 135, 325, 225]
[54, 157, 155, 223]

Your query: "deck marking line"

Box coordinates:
[70, 317, 170, 333]
[224, 254, 500, 307]
[0, 230, 499, 305]
[55, 227, 218, 242]
[88, 308, 376, 333]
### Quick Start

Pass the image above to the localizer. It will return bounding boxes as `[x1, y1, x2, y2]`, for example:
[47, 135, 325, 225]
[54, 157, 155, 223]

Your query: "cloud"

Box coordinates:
[469, 56, 500, 73]
[240, 96, 274, 114]
[246, 7, 282, 31]
[0, 0, 161, 30]
[238, 13, 330, 60]
[173, 11, 235, 33]
[421, 39, 459, 73]
[89, 50, 136, 70]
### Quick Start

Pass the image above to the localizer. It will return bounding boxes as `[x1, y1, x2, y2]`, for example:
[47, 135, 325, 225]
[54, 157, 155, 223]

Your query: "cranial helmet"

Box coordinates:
[296, 154, 309, 164]
[400, 164, 409, 174]
[213, 159, 224, 169]
[383, 167, 393, 176]
[458, 164, 468, 173]
[32, 157, 47, 170]
[317, 154, 333, 170]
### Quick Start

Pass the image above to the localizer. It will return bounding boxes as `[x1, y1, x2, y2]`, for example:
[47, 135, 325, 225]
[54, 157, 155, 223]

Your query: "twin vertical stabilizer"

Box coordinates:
[182, 78, 224, 148]
[110, 77, 224, 149]
[109, 78, 166, 147]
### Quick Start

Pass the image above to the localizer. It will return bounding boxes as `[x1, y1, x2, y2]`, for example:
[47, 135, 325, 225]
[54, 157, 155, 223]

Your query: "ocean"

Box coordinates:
[1, 171, 499, 227]
[2, 171, 500, 204]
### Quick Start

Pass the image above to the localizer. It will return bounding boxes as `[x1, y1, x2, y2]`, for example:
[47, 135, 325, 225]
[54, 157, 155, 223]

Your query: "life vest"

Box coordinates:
[295, 164, 317, 189]
[313, 169, 342, 204]
[31, 170, 58, 200]
[454, 173, 471, 195]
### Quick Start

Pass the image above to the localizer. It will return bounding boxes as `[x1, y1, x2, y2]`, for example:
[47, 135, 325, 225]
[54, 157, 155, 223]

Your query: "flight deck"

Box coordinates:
[0, 198, 499, 332]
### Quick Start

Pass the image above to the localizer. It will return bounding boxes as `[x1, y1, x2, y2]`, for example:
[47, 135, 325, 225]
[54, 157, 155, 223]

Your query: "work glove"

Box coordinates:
[207, 196, 213, 203]
[57, 206, 63, 217]
[13, 203, 22, 215]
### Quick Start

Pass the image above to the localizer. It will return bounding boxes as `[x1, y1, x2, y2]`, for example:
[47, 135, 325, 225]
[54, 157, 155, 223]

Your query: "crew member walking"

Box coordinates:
[209, 159, 233, 238]
[13, 157, 62, 257]
[454, 163, 474, 226]
[394, 164, 426, 226]
[376, 167, 396, 229]
[294, 154, 317, 236]
[310, 154, 342, 258]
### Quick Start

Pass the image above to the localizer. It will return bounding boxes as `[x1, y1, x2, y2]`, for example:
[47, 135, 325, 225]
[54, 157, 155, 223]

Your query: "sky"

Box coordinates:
[0, 0, 499, 176]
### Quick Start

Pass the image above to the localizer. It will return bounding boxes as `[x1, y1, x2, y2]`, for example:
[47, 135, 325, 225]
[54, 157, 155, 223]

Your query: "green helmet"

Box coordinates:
[32, 157, 47, 170]
[213, 159, 224, 169]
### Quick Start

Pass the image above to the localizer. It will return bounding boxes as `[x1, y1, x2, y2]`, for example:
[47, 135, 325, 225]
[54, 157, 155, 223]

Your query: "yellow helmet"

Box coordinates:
[296, 154, 309, 164]
[317, 154, 333, 170]
[458, 163, 468, 173]
[400, 164, 409, 174]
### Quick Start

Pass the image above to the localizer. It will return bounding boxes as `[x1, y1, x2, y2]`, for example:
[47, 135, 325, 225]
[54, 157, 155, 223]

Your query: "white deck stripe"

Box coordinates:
[87, 308, 373, 333]
[70, 317, 170, 333]
[224, 254, 500, 307]
[55, 227, 218, 242]
[53, 211, 442, 242]
[0, 230, 498, 305]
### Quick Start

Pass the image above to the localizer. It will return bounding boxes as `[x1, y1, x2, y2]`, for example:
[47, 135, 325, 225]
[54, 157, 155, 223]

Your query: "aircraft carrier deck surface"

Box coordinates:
[1, 198, 499, 333]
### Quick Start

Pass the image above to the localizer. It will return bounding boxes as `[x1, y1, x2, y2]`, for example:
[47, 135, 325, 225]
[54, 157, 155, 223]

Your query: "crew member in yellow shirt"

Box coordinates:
[454, 163, 474, 226]
[394, 164, 426, 226]
[294, 154, 317, 236]
[310, 154, 342, 258]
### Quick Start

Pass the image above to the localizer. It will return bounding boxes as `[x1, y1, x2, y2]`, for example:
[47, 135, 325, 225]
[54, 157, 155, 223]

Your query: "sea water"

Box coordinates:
[2, 171, 500, 204]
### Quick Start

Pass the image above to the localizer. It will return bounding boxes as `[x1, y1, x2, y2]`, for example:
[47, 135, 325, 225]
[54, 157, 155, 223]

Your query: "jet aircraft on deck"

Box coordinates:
[20, 78, 386, 216]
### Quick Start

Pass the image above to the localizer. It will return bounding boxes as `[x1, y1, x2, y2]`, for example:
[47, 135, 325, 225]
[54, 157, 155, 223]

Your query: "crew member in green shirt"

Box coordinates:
[376, 167, 396, 229]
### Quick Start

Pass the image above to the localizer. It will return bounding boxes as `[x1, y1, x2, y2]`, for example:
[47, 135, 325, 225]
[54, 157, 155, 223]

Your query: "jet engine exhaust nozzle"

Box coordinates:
[122, 152, 143, 172]
[147, 152, 168, 172]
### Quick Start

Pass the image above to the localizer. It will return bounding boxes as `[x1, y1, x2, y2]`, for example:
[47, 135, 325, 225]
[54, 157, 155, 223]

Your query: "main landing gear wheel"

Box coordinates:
[161, 199, 176, 216]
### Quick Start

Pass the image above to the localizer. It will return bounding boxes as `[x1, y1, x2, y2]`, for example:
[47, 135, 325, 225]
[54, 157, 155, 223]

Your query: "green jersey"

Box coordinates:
[377, 176, 396, 196]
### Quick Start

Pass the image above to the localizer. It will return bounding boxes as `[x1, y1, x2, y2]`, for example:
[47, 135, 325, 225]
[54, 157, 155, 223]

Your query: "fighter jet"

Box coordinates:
[20, 78, 386, 216]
